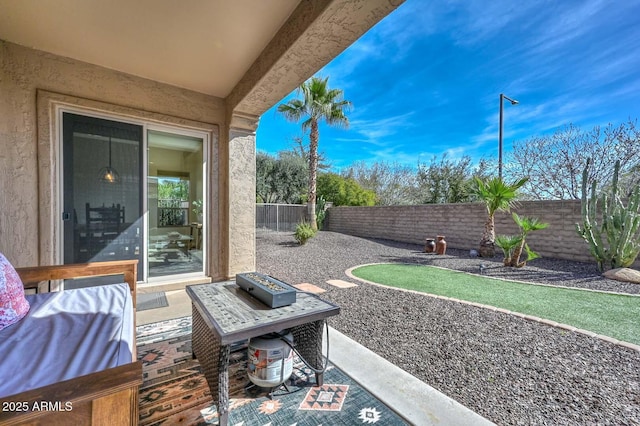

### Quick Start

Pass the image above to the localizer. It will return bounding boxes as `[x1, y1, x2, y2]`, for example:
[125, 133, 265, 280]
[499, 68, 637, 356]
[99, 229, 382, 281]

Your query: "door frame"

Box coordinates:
[45, 97, 216, 283]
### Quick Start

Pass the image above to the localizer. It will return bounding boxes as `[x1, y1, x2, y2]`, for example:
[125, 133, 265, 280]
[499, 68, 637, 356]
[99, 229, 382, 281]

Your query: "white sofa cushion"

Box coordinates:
[0, 283, 134, 397]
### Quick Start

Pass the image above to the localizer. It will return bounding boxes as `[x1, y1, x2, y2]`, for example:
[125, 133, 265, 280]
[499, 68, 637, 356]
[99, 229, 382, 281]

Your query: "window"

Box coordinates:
[157, 174, 189, 227]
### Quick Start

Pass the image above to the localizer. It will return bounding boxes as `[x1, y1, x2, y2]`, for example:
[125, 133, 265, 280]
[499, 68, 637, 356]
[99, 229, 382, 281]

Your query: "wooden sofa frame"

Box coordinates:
[0, 260, 142, 426]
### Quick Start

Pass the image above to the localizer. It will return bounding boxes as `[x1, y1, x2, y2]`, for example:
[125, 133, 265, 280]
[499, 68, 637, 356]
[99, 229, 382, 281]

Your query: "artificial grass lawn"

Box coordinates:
[352, 264, 640, 346]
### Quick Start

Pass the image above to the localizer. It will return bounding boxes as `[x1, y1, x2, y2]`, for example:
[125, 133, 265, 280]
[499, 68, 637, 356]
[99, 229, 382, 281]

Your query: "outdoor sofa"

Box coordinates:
[0, 260, 142, 425]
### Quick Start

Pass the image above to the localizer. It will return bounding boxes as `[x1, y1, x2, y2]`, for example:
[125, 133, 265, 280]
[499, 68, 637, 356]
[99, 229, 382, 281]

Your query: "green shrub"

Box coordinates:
[294, 222, 316, 245]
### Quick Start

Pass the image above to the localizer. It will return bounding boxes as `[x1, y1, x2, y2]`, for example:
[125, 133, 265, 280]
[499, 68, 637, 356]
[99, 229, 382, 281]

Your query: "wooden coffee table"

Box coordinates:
[186, 281, 340, 426]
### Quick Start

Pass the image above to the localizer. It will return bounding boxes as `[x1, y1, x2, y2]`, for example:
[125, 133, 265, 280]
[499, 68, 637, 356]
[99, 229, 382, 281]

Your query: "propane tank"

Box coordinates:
[247, 331, 294, 387]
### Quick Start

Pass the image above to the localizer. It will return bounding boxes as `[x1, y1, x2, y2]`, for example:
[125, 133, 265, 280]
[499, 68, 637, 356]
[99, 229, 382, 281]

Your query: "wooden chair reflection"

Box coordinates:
[75, 203, 127, 262]
[86, 202, 125, 233]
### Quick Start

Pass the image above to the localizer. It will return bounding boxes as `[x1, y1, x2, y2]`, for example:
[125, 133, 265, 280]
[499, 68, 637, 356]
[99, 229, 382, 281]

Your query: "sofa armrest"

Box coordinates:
[15, 260, 138, 306]
[0, 361, 142, 425]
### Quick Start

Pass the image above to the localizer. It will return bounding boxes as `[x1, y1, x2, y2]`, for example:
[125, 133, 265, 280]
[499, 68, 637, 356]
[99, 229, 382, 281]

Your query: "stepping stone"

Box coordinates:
[294, 283, 326, 294]
[326, 279, 358, 289]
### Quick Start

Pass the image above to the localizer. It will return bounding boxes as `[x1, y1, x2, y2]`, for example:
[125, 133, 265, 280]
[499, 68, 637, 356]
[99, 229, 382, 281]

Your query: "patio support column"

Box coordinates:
[225, 111, 259, 277]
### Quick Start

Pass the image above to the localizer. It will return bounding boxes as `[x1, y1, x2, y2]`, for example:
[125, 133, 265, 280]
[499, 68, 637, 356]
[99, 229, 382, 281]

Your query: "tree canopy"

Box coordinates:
[342, 161, 420, 205]
[257, 118, 640, 205]
[256, 151, 307, 204]
[507, 121, 640, 199]
[416, 154, 492, 204]
[317, 173, 376, 206]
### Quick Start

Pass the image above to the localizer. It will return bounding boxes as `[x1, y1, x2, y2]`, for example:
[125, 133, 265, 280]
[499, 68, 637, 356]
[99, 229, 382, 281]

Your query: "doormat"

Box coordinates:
[137, 316, 409, 425]
[137, 292, 169, 311]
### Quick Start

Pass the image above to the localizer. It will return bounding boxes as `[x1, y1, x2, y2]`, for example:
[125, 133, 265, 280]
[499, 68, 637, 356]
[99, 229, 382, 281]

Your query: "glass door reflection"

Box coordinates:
[62, 112, 143, 281]
[147, 130, 204, 278]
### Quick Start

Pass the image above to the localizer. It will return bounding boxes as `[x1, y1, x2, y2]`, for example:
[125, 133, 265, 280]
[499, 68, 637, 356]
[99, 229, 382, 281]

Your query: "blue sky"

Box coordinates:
[256, 0, 640, 172]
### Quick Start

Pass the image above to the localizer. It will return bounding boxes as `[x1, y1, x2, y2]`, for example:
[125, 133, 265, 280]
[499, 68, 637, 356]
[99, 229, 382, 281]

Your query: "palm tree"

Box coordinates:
[472, 176, 528, 257]
[509, 213, 548, 267]
[494, 234, 522, 266]
[277, 76, 351, 230]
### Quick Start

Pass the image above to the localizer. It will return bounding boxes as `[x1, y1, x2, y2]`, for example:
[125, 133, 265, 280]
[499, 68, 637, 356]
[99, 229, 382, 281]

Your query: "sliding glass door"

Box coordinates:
[147, 129, 205, 279]
[62, 112, 207, 282]
[62, 113, 143, 278]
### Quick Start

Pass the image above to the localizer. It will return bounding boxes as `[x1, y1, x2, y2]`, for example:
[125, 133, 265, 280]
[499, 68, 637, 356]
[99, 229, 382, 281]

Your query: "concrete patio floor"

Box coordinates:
[137, 287, 495, 426]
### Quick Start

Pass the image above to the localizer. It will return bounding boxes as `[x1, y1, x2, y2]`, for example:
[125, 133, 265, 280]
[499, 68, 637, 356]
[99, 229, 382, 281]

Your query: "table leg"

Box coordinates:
[191, 305, 231, 425]
[291, 320, 325, 386]
[218, 345, 230, 425]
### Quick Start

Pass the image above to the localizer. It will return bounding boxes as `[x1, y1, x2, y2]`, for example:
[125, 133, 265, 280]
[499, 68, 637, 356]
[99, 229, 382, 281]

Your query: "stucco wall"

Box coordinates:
[326, 200, 605, 264]
[228, 127, 257, 275]
[0, 41, 229, 271]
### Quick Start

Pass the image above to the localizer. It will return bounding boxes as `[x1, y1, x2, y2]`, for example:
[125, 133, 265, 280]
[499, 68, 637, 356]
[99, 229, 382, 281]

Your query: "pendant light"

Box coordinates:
[98, 133, 120, 183]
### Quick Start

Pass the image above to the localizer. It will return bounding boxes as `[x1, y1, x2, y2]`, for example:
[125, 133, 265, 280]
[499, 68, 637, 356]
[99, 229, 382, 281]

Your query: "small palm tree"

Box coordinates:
[509, 213, 548, 267]
[495, 234, 522, 266]
[472, 176, 528, 257]
[278, 76, 351, 230]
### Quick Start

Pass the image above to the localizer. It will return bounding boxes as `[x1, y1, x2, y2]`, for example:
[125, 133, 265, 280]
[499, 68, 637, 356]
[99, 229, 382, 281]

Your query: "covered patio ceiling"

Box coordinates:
[0, 0, 300, 98]
[0, 0, 404, 116]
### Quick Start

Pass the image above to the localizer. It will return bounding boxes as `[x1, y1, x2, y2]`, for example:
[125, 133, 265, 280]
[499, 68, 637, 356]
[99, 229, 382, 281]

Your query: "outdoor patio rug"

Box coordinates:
[137, 316, 409, 425]
[137, 292, 169, 312]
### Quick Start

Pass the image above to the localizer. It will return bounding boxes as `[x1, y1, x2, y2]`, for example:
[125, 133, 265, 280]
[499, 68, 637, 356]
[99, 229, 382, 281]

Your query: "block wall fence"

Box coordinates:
[325, 200, 598, 263]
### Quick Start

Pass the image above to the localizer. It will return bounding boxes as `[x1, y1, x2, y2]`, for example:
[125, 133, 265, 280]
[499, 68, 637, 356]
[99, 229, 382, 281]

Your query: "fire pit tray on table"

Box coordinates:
[236, 272, 297, 308]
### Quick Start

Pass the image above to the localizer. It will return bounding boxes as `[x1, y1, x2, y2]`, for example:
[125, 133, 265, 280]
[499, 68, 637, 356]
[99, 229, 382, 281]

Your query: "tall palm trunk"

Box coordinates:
[308, 119, 319, 231]
[479, 213, 496, 257]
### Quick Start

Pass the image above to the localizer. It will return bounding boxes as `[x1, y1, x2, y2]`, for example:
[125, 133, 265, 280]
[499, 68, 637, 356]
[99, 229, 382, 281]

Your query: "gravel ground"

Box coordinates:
[256, 230, 640, 426]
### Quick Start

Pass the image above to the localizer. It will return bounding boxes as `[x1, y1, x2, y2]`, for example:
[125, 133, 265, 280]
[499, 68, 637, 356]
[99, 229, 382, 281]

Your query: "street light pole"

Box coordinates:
[498, 93, 519, 180]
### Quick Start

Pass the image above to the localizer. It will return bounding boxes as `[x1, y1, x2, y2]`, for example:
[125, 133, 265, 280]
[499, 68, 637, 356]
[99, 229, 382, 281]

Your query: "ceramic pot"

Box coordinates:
[424, 238, 436, 253]
[435, 235, 447, 255]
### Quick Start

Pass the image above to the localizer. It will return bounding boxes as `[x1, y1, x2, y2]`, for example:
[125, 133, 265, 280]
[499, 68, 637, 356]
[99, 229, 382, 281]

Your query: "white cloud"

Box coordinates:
[349, 111, 416, 143]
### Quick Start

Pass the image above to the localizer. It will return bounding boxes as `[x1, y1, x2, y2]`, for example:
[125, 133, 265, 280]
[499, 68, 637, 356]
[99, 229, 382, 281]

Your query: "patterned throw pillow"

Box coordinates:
[0, 253, 30, 330]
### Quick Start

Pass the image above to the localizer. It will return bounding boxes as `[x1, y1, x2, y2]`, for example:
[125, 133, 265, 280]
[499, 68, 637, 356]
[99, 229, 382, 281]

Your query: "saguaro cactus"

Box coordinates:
[576, 159, 640, 271]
